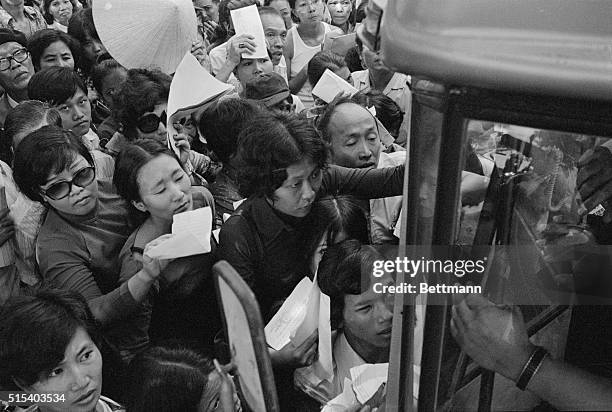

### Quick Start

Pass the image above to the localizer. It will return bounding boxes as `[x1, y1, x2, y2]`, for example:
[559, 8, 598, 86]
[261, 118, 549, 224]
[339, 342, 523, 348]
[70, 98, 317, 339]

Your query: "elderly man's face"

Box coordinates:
[327, 103, 382, 169]
[0, 41, 33, 94]
[261, 13, 287, 66]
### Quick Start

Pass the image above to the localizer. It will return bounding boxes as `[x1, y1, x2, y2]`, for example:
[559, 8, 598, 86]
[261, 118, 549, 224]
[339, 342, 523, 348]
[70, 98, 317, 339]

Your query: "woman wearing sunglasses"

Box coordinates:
[12, 126, 171, 366]
[113, 139, 219, 354]
[111, 68, 214, 185]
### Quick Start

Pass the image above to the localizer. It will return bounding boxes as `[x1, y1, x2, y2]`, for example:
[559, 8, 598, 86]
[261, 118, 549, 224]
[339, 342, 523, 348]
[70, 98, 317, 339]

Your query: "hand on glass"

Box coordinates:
[450, 293, 534, 381]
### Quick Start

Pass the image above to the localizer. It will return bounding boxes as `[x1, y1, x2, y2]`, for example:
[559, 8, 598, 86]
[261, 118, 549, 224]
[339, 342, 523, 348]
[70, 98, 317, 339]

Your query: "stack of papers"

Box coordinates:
[145, 207, 212, 259]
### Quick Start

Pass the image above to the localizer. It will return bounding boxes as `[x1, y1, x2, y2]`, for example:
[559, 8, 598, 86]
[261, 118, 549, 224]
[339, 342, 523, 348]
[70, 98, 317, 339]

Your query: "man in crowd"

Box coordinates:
[0, 0, 46, 39]
[0, 28, 33, 127]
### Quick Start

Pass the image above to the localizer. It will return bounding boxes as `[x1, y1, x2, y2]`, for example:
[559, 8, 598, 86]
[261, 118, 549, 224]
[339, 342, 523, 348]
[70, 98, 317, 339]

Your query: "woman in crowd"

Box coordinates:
[27, 28, 80, 71]
[325, 0, 353, 34]
[43, 0, 77, 32]
[0, 288, 125, 411]
[68, 8, 107, 75]
[302, 194, 369, 274]
[90, 59, 127, 147]
[114, 139, 218, 354]
[110, 68, 213, 186]
[284, 0, 341, 108]
[12, 126, 169, 361]
[125, 346, 241, 412]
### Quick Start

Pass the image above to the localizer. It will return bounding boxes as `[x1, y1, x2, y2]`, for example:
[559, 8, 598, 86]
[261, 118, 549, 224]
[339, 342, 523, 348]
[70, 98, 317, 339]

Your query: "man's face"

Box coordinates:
[0, 42, 33, 94]
[343, 272, 394, 354]
[328, 103, 381, 169]
[193, 0, 219, 23]
[56, 88, 91, 137]
[261, 13, 287, 66]
[235, 56, 273, 88]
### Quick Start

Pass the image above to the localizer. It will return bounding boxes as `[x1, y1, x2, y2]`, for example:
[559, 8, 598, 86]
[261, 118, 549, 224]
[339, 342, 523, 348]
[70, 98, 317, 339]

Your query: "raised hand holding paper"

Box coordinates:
[167, 53, 233, 156]
[144, 207, 213, 259]
[230, 5, 268, 59]
[312, 69, 358, 104]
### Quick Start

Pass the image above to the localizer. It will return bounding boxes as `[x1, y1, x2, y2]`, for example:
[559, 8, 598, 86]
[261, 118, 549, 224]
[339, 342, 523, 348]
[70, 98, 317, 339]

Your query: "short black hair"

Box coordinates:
[27, 29, 82, 72]
[236, 112, 328, 198]
[13, 125, 94, 203]
[112, 68, 171, 141]
[0, 288, 99, 389]
[4, 100, 62, 149]
[0, 28, 27, 48]
[198, 98, 265, 164]
[42, 0, 78, 24]
[303, 195, 370, 272]
[28, 66, 87, 106]
[90, 58, 126, 95]
[114, 139, 182, 212]
[307, 50, 347, 87]
[352, 90, 403, 138]
[317, 239, 384, 329]
[125, 346, 214, 412]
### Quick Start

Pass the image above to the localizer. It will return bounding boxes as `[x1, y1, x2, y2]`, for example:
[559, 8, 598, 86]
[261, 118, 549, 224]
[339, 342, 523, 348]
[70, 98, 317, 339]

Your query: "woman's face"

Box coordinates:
[271, 158, 322, 218]
[292, 0, 325, 24]
[326, 0, 351, 27]
[39, 40, 74, 70]
[235, 56, 273, 89]
[40, 154, 99, 216]
[135, 103, 168, 144]
[27, 327, 103, 412]
[81, 35, 107, 64]
[48, 0, 73, 26]
[133, 154, 193, 222]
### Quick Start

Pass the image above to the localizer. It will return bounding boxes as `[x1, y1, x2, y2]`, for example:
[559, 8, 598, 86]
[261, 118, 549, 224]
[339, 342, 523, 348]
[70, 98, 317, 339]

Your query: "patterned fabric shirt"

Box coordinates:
[0, 6, 46, 38]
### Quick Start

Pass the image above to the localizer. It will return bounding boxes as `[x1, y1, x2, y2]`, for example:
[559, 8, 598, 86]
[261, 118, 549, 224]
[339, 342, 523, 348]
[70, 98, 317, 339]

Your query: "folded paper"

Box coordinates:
[323, 32, 356, 57]
[167, 53, 234, 156]
[230, 5, 268, 59]
[145, 207, 212, 259]
[312, 69, 358, 104]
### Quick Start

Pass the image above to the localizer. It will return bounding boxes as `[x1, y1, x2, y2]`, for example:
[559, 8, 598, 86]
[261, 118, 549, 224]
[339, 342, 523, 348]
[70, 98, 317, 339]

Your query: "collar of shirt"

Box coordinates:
[334, 331, 366, 386]
[353, 70, 410, 95]
[248, 196, 299, 241]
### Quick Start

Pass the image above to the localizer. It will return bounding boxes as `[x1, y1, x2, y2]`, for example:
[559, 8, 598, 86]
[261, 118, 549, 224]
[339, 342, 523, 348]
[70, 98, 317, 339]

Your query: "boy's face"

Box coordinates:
[342, 272, 394, 356]
[56, 88, 91, 137]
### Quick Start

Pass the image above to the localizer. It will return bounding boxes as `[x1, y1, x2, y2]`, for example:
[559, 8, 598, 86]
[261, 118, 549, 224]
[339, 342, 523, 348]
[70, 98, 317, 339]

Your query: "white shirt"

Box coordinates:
[370, 150, 405, 244]
[352, 70, 412, 146]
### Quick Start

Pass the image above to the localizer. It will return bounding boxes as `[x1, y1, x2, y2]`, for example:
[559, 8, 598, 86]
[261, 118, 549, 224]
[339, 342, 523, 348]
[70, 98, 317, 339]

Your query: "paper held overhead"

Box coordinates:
[144, 206, 213, 259]
[167, 53, 234, 155]
[312, 69, 358, 104]
[230, 4, 268, 59]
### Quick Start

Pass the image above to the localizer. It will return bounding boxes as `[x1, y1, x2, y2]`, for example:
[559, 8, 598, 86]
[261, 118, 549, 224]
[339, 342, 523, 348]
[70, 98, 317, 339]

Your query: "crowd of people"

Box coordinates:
[0, 0, 610, 411]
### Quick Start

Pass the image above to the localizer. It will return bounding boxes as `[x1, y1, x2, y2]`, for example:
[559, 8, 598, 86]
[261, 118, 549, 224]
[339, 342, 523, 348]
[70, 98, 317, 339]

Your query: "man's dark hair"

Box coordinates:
[112, 68, 171, 140]
[307, 50, 347, 88]
[352, 90, 403, 138]
[27, 29, 82, 72]
[13, 125, 94, 203]
[90, 58, 126, 95]
[28, 66, 87, 106]
[198, 99, 266, 164]
[236, 113, 328, 198]
[4, 100, 62, 148]
[318, 239, 385, 329]
[0, 288, 99, 389]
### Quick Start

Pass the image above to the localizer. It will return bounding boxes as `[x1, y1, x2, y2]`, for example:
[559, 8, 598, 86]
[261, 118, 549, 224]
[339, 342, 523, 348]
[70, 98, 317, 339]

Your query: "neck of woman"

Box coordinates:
[148, 214, 173, 235]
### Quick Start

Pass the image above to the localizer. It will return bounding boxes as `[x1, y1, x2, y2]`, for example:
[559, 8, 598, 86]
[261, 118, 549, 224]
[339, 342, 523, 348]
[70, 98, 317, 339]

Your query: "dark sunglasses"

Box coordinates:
[41, 167, 96, 200]
[137, 111, 167, 134]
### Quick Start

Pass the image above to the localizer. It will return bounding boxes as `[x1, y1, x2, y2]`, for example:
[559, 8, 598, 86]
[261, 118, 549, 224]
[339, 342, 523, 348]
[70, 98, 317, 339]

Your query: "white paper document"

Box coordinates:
[312, 69, 358, 103]
[350, 363, 389, 404]
[145, 207, 213, 259]
[230, 5, 268, 59]
[167, 53, 233, 156]
[265, 277, 312, 350]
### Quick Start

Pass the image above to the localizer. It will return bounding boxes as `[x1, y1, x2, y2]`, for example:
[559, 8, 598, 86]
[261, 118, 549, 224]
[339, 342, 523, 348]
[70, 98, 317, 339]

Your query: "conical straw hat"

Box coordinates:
[92, 0, 198, 74]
